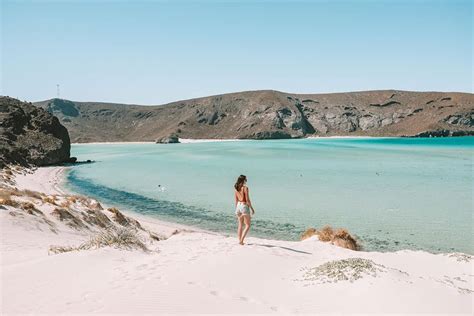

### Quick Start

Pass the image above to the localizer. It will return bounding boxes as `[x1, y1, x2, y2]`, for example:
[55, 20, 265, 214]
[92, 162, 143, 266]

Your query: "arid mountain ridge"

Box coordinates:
[34, 90, 474, 143]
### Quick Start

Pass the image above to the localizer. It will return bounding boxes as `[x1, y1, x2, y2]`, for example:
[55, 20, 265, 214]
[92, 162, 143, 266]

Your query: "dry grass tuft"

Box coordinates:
[0, 189, 12, 200]
[60, 200, 72, 208]
[20, 202, 44, 215]
[42, 196, 57, 205]
[0, 198, 19, 207]
[317, 225, 335, 242]
[0, 190, 19, 207]
[82, 209, 113, 228]
[49, 227, 148, 254]
[332, 228, 359, 251]
[301, 225, 360, 251]
[51, 208, 87, 230]
[67, 196, 78, 203]
[20, 189, 44, 199]
[301, 228, 318, 240]
[7, 188, 22, 197]
[107, 207, 128, 225]
[107, 207, 142, 229]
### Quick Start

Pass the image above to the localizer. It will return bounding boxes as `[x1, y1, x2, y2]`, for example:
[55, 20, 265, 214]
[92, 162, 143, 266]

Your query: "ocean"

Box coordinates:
[65, 137, 473, 254]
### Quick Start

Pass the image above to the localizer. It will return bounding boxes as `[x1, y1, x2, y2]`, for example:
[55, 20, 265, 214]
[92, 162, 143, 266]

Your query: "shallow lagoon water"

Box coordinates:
[67, 137, 473, 254]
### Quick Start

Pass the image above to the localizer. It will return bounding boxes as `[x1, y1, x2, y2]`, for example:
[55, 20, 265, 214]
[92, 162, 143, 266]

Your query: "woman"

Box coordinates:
[234, 175, 255, 245]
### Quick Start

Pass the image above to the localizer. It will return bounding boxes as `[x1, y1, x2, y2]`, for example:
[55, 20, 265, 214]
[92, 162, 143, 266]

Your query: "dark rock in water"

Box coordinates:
[156, 134, 180, 144]
[0, 96, 71, 168]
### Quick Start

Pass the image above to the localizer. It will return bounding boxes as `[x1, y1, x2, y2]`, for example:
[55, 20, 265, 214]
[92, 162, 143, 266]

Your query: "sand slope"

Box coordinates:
[1, 167, 473, 315]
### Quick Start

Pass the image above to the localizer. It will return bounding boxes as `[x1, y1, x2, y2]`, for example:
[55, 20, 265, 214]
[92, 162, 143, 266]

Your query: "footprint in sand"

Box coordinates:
[136, 264, 148, 270]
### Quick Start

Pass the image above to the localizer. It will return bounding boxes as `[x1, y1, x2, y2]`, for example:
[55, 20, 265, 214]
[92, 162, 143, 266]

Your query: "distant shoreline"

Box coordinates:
[71, 136, 390, 145]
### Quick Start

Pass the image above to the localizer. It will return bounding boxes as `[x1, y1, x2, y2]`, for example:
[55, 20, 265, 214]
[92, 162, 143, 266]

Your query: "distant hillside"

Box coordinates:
[34, 90, 474, 143]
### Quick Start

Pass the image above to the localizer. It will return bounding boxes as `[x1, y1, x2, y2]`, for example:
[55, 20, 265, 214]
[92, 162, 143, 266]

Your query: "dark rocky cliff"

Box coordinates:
[0, 97, 71, 168]
[34, 90, 474, 143]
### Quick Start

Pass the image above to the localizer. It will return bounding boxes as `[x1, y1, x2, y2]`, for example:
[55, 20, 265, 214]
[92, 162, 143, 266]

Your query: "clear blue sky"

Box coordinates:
[1, 0, 472, 105]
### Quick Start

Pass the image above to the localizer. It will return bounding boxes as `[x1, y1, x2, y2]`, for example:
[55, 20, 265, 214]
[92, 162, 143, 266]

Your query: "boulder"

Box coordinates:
[155, 134, 180, 144]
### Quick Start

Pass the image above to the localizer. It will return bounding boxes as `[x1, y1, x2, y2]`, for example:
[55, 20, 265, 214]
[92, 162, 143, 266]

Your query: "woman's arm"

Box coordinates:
[245, 187, 255, 214]
[235, 190, 238, 207]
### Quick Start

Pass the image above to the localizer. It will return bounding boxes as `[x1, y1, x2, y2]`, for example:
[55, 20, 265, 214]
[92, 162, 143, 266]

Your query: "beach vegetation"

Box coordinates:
[20, 202, 44, 215]
[51, 207, 87, 229]
[301, 225, 360, 250]
[42, 196, 57, 205]
[49, 227, 148, 254]
[301, 258, 385, 284]
[20, 189, 44, 199]
[0, 197, 19, 207]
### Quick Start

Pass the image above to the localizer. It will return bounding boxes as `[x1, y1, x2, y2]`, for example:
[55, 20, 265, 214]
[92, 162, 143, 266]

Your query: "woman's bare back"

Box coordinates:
[235, 186, 248, 203]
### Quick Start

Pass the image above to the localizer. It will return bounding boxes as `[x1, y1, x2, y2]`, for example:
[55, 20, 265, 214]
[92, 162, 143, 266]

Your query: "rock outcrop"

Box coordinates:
[155, 134, 180, 144]
[34, 91, 474, 142]
[0, 97, 71, 168]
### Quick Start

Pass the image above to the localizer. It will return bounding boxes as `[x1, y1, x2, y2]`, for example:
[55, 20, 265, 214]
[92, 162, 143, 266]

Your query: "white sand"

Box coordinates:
[1, 167, 473, 315]
[179, 138, 244, 143]
[71, 137, 381, 146]
[72, 142, 154, 145]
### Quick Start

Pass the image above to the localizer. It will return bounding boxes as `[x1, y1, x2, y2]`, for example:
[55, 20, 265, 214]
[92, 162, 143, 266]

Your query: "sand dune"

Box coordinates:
[1, 166, 473, 314]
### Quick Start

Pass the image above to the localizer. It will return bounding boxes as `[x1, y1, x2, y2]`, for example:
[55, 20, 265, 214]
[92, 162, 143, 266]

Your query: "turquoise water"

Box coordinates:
[66, 137, 473, 254]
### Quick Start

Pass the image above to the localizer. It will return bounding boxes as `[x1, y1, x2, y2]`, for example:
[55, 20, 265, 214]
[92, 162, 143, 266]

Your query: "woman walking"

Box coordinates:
[234, 175, 255, 245]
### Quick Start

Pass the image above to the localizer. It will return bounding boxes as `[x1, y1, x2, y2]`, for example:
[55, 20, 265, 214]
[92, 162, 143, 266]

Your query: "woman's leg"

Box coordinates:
[237, 213, 244, 243]
[240, 214, 251, 244]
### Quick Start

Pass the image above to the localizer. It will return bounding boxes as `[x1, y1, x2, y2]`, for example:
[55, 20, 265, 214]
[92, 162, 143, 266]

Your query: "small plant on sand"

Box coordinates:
[300, 228, 317, 240]
[0, 190, 19, 207]
[0, 198, 19, 207]
[332, 228, 359, 251]
[42, 196, 57, 205]
[60, 200, 72, 208]
[20, 202, 44, 215]
[67, 196, 78, 204]
[107, 207, 143, 229]
[317, 225, 335, 242]
[446, 253, 473, 263]
[20, 189, 44, 199]
[301, 258, 386, 284]
[49, 227, 148, 255]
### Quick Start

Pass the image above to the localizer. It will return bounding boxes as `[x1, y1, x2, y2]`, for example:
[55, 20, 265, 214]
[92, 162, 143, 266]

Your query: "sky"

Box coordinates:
[1, 0, 472, 105]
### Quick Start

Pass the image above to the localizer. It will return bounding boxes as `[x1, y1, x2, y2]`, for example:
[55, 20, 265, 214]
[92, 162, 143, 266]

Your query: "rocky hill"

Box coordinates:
[34, 90, 474, 143]
[0, 97, 71, 168]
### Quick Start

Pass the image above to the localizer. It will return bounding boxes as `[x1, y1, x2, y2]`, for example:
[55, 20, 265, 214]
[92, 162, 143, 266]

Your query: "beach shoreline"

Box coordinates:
[70, 135, 391, 146]
[1, 165, 473, 314]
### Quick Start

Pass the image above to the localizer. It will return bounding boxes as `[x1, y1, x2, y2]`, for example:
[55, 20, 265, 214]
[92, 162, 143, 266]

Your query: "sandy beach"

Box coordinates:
[1, 166, 473, 315]
[71, 137, 377, 146]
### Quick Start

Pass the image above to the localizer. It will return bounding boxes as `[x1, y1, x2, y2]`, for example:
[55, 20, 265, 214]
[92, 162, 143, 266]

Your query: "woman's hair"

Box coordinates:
[234, 175, 247, 191]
